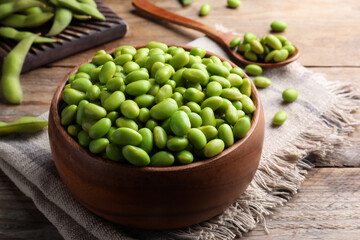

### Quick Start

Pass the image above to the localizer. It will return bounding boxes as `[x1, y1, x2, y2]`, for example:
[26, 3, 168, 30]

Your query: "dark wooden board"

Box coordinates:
[0, 1, 127, 73]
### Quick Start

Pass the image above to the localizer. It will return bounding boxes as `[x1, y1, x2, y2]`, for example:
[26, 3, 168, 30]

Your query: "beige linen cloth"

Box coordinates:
[0, 37, 359, 240]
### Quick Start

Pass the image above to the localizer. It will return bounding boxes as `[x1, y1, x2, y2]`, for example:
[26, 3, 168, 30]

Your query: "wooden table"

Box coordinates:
[0, 0, 359, 239]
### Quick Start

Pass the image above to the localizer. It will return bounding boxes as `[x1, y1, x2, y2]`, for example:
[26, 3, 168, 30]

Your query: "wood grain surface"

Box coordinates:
[0, 0, 359, 239]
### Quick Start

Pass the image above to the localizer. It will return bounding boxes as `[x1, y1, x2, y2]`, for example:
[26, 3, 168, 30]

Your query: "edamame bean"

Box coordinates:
[265, 35, 282, 50]
[249, 39, 264, 55]
[138, 108, 150, 122]
[78, 130, 91, 147]
[200, 107, 216, 126]
[170, 111, 191, 136]
[221, 88, 242, 101]
[227, 73, 243, 87]
[89, 138, 109, 154]
[84, 102, 107, 119]
[245, 64, 263, 76]
[209, 76, 231, 88]
[150, 151, 174, 167]
[203, 139, 225, 158]
[253, 77, 272, 88]
[218, 123, 234, 147]
[71, 78, 92, 92]
[155, 65, 172, 84]
[61, 105, 77, 126]
[167, 137, 189, 151]
[88, 118, 111, 139]
[135, 94, 155, 108]
[230, 67, 245, 78]
[244, 50, 258, 61]
[271, 20, 287, 32]
[182, 68, 209, 84]
[155, 84, 173, 103]
[206, 63, 230, 78]
[110, 127, 142, 146]
[282, 88, 298, 102]
[201, 96, 223, 111]
[186, 101, 201, 113]
[125, 69, 149, 84]
[123, 61, 140, 74]
[273, 111, 287, 125]
[233, 117, 251, 139]
[169, 52, 189, 70]
[122, 145, 150, 166]
[200, 4, 211, 16]
[62, 88, 86, 105]
[172, 92, 184, 107]
[120, 100, 140, 119]
[188, 128, 207, 149]
[125, 80, 151, 96]
[138, 128, 153, 153]
[230, 37, 241, 48]
[240, 95, 255, 114]
[146, 41, 168, 52]
[240, 78, 252, 97]
[67, 124, 81, 137]
[183, 88, 205, 103]
[273, 49, 289, 62]
[78, 63, 97, 75]
[190, 47, 206, 58]
[187, 112, 202, 128]
[86, 85, 101, 101]
[175, 150, 194, 165]
[115, 117, 138, 131]
[225, 104, 238, 125]
[106, 144, 125, 162]
[153, 126, 167, 149]
[227, 0, 241, 8]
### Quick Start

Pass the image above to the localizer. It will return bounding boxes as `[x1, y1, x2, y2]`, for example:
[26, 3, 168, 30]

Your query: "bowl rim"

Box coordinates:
[50, 43, 263, 173]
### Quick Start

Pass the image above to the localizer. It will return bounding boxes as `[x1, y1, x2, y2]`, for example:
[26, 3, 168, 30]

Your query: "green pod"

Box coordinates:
[249, 39, 264, 54]
[225, 104, 238, 125]
[0, 117, 48, 136]
[146, 41, 168, 52]
[84, 103, 107, 119]
[206, 63, 230, 78]
[110, 127, 142, 146]
[71, 78, 93, 92]
[134, 94, 155, 108]
[153, 126, 168, 149]
[182, 68, 209, 84]
[123, 61, 140, 74]
[47, 7, 72, 36]
[183, 88, 205, 103]
[88, 118, 111, 139]
[273, 49, 289, 62]
[86, 85, 101, 101]
[203, 139, 225, 158]
[244, 50, 258, 62]
[169, 52, 190, 70]
[76, 100, 89, 125]
[125, 69, 149, 84]
[190, 47, 206, 58]
[122, 145, 150, 166]
[78, 130, 91, 147]
[125, 80, 151, 96]
[92, 54, 113, 66]
[218, 123, 234, 147]
[150, 151, 175, 167]
[58, 0, 105, 21]
[62, 88, 86, 105]
[172, 92, 184, 107]
[187, 128, 207, 149]
[273, 111, 287, 125]
[155, 65, 172, 85]
[240, 78, 252, 97]
[155, 84, 173, 103]
[150, 98, 178, 120]
[170, 111, 191, 136]
[230, 67, 245, 78]
[221, 88, 242, 101]
[145, 54, 165, 70]
[167, 137, 189, 151]
[106, 77, 124, 91]
[240, 95, 255, 114]
[89, 138, 109, 154]
[99, 61, 116, 84]
[253, 77, 272, 88]
[61, 105, 77, 126]
[106, 144, 125, 162]
[209, 75, 231, 88]
[175, 150, 194, 165]
[201, 96, 223, 111]
[120, 100, 140, 119]
[67, 124, 82, 137]
[115, 117, 138, 131]
[282, 88, 298, 102]
[138, 108, 150, 122]
[227, 73, 243, 87]
[233, 117, 251, 139]
[200, 107, 216, 126]
[1, 12, 54, 28]
[198, 126, 218, 141]
[265, 34, 283, 50]
[187, 112, 202, 128]
[138, 128, 153, 154]
[186, 101, 201, 113]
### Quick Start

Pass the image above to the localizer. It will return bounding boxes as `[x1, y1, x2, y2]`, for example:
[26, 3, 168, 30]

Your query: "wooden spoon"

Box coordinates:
[132, 0, 299, 69]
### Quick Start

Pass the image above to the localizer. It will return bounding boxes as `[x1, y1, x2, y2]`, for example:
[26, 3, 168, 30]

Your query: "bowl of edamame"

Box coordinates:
[48, 42, 265, 230]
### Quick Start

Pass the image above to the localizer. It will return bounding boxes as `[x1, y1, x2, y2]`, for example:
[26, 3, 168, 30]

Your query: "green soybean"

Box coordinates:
[89, 138, 109, 154]
[106, 144, 125, 162]
[273, 111, 287, 125]
[200, 107, 216, 126]
[170, 111, 191, 136]
[84, 103, 107, 119]
[138, 128, 153, 154]
[150, 151, 174, 167]
[207, 63, 230, 78]
[88, 118, 111, 139]
[153, 126, 167, 149]
[122, 145, 150, 166]
[150, 98, 178, 120]
[253, 77, 272, 88]
[120, 100, 140, 119]
[233, 117, 251, 139]
[115, 117, 138, 131]
[188, 128, 207, 149]
[245, 64, 263, 76]
[218, 123, 234, 147]
[282, 88, 298, 102]
[61, 105, 77, 126]
[175, 150, 194, 165]
[203, 139, 225, 158]
[110, 127, 142, 146]
[199, 4, 211, 16]
[271, 20, 287, 32]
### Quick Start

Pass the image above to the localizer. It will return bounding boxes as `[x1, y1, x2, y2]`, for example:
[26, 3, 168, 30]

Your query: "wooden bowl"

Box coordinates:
[48, 44, 265, 230]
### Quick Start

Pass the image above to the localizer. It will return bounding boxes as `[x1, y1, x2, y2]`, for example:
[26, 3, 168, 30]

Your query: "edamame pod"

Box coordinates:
[0, 117, 48, 136]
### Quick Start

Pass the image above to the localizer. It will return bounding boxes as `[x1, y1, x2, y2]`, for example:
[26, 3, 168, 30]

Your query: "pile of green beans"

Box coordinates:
[230, 33, 296, 63]
[0, 0, 105, 37]
[60, 42, 256, 167]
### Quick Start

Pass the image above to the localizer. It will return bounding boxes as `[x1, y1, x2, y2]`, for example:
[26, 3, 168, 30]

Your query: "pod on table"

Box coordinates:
[0, 117, 48, 136]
